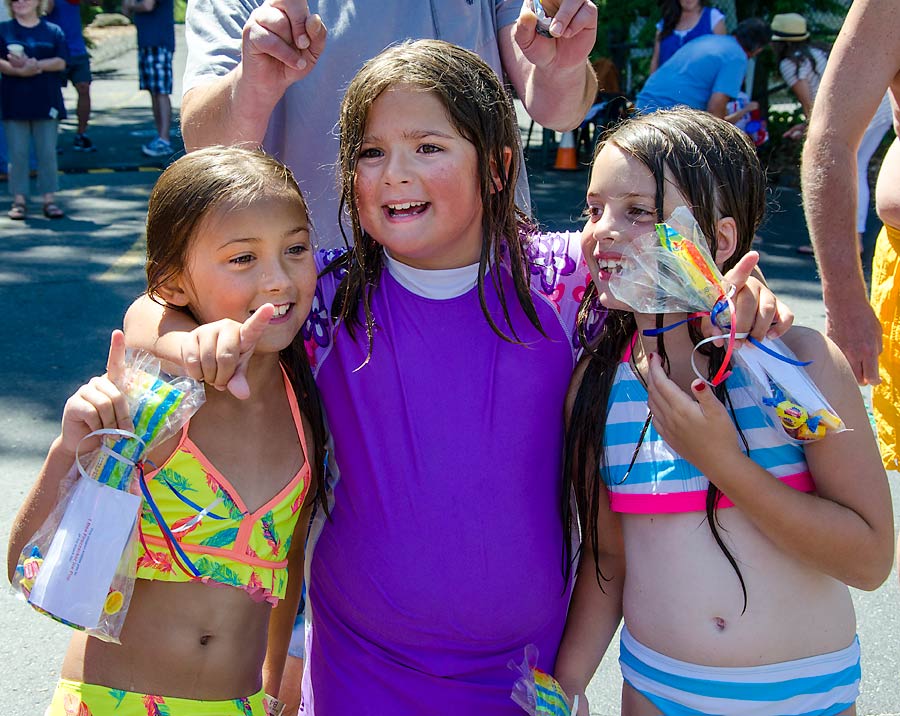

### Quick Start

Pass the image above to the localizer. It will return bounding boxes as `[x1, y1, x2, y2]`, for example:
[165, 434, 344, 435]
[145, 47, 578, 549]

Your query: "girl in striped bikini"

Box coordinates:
[554, 108, 894, 716]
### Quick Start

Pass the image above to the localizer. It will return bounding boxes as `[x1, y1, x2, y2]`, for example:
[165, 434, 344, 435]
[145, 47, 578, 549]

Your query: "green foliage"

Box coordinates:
[80, 1, 103, 27]
[174, 0, 185, 23]
[592, 0, 657, 59]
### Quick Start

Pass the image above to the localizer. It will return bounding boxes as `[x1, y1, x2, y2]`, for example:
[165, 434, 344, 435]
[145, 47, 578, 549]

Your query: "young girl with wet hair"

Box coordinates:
[122, 42, 789, 714]
[8, 146, 326, 715]
[554, 108, 893, 715]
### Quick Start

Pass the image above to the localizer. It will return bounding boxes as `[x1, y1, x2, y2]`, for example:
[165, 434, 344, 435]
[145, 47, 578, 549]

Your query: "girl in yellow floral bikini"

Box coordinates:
[7, 147, 326, 716]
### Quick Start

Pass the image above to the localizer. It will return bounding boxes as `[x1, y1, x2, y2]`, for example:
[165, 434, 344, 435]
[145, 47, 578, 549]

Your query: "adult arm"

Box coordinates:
[646, 327, 894, 590]
[706, 91, 730, 119]
[502, 0, 598, 131]
[789, 78, 814, 118]
[801, 0, 900, 385]
[180, 0, 326, 150]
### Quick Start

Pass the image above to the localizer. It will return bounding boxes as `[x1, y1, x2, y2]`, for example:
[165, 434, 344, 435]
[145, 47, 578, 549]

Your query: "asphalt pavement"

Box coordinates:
[1, 24, 898, 716]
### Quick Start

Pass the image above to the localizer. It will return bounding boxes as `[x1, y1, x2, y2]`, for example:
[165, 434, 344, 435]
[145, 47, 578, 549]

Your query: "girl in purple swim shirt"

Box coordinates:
[123, 42, 790, 715]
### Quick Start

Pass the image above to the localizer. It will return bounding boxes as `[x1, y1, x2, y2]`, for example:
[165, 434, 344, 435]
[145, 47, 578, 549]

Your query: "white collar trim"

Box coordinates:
[384, 250, 479, 299]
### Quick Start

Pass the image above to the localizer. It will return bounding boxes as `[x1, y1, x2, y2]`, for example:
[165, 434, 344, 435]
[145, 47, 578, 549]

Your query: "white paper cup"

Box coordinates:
[7, 44, 24, 57]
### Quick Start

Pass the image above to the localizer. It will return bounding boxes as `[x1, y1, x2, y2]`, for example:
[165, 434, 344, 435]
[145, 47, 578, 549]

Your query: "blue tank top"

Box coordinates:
[658, 6, 718, 67]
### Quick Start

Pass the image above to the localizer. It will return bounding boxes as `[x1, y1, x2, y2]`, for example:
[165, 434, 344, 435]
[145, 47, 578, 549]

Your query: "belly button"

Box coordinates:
[199, 634, 212, 646]
[713, 617, 726, 631]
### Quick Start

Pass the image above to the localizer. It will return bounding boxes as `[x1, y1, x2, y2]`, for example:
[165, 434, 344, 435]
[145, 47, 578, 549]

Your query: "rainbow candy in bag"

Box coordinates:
[11, 350, 204, 642]
[510, 644, 578, 716]
[607, 206, 845, 443]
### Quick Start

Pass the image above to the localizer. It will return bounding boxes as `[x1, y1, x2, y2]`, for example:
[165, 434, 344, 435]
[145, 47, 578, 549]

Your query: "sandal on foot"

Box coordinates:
[43, 202, 64, 219]
[7, 202, 25, 220]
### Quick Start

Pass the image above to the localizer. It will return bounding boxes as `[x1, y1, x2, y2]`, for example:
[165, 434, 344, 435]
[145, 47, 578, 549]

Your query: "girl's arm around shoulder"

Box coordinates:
[123, 296, 275, 399]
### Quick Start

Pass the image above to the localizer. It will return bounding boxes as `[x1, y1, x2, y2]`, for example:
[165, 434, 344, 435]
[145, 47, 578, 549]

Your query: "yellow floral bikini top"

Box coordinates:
[136, 370, 310, 605]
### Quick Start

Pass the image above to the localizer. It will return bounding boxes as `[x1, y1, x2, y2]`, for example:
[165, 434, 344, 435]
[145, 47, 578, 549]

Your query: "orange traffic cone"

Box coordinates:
[553, 130, 579, 170]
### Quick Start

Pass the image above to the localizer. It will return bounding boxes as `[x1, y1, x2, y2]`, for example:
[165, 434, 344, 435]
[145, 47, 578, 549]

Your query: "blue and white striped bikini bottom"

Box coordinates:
[619, 624, 860, 715]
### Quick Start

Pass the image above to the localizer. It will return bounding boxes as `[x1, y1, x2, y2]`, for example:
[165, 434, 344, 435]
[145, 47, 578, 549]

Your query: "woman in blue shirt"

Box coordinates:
[650, 0, 726, 74]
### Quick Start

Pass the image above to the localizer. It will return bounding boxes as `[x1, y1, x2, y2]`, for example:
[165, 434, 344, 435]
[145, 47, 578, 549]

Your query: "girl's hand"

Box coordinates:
[645, 354, 741, 478]
[179, 305, 275, 399]
[716, 252, 794, 344]
[60, 331, 132, 455]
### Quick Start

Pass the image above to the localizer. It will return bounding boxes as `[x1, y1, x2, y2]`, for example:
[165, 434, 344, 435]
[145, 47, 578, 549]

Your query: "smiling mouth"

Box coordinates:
[597, 257, 624, 276]
[249, 303, 294, 321]
[386, 201, 429, 218]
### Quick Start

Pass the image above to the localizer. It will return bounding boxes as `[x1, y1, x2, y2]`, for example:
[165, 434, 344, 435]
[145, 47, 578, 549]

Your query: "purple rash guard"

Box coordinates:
[300, 234, 596, 714]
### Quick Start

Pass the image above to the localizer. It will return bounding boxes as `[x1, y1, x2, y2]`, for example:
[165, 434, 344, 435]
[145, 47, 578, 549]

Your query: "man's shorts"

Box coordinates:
[64, 52, 92, 85]
[138, 45, 173, 95]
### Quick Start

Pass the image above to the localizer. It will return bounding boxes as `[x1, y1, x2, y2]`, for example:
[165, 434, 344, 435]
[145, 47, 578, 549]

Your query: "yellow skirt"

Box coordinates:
[871, 223, 900, 470]
[46, 678, 268, 715]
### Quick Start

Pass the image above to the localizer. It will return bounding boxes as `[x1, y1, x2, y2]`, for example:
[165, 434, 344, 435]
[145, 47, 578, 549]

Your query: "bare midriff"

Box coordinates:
[60, 579, 270, 699]
[621, 508, 856, 667]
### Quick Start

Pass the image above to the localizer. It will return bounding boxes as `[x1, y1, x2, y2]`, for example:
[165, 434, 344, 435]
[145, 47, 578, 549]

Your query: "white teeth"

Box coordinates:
[387, 201, 426, 210]
[272, 304, 290, 316]
[598, 259, 623, 272]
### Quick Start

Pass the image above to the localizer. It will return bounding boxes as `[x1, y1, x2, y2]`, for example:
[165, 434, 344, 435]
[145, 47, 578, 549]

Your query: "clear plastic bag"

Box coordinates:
[11, 350, 204, 642]
[509, 644, 577, 716]
[608, 206, 846, 443]
[738, 337, 845, 442]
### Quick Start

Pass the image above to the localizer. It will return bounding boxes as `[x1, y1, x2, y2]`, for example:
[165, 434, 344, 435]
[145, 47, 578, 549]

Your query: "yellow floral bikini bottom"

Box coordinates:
[46, 679, 269, 716]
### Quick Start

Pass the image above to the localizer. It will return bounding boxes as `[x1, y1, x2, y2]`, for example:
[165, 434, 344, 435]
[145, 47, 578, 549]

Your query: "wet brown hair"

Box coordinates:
[331, 39, 542, 358]
[144, 146, 328, 515]
[564, 109, 766, 608]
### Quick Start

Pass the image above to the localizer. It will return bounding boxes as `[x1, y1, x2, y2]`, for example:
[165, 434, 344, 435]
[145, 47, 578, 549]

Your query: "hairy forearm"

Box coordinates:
[521, 62, 596, 131]
[182, 66, 280, 151]
[801, 129, 866, 305]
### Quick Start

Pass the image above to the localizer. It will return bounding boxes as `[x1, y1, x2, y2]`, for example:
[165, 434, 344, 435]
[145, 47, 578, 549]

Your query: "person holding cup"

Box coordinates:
[0, 0, 67, 220]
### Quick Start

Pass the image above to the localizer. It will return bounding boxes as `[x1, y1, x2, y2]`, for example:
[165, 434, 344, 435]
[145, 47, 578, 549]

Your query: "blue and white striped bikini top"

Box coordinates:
[602, 354, 815, 514]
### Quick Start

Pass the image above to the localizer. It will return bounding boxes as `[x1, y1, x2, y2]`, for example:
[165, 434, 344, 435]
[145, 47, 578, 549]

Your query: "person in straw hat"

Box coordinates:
[775, 11, 893, 255]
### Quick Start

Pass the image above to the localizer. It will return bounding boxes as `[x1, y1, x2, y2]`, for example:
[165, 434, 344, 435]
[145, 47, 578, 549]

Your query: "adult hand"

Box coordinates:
[825, 295, 883, 385]
[514, 0, 597, 72]
[241, 0, 327, 99]
[7, 52, 27, 69]
[179, 304, 275, 399]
